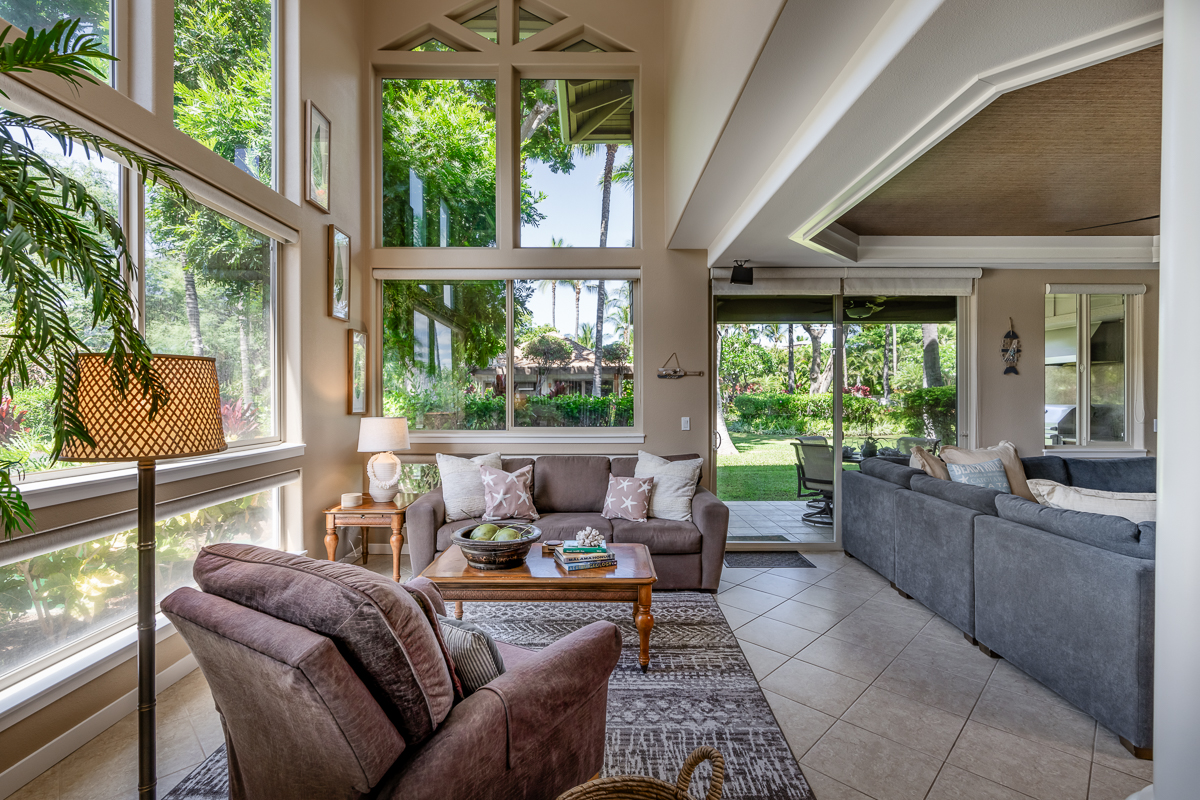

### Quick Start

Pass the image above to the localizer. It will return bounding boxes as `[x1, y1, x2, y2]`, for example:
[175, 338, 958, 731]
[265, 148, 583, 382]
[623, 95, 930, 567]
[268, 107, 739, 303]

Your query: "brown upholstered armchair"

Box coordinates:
[162, 544, 622, 800]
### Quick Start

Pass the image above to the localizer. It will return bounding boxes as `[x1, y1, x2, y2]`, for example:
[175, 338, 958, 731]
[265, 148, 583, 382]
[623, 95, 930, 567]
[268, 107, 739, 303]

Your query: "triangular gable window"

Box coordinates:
[411, 38, 456, 52]
[518, 7, 552, 41]
[462, 6, 499, 43]
[562, 39, 604, 53]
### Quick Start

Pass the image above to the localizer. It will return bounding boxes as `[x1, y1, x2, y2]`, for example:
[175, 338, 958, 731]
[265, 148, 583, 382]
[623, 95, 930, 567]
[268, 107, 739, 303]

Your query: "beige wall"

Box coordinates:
[974, 268, 1158, 457]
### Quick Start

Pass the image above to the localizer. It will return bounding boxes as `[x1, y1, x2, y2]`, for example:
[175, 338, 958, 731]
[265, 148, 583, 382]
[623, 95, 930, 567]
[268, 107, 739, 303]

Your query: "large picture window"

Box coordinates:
[382, 278, 636, 431]
[0, 488, 278, 690]
[0, 2, 112, 83]
[174, 0, 275, 186]
[381, 79, 498, 247]
[1045, 293, 1128, 447]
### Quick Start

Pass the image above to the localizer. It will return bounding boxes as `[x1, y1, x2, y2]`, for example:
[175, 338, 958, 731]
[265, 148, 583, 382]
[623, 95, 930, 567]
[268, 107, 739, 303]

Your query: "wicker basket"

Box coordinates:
[556, 747, 724, 800]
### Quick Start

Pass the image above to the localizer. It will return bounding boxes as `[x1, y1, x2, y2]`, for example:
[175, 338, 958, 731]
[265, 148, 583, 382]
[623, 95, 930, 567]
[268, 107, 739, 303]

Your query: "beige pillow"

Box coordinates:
[1027, 479, 1156, 523]
[940, 441, 1034, 501]
[436, 452, 503, 522]
[634, 451, 703, 521]
[909, 446, 951, 481]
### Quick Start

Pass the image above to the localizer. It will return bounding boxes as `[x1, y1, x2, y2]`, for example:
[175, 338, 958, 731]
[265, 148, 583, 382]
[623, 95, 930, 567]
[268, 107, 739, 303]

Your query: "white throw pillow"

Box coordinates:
[634, 451, 703, 522]
[1026, 479, 1157, 523]
[436, 452, 502, 522]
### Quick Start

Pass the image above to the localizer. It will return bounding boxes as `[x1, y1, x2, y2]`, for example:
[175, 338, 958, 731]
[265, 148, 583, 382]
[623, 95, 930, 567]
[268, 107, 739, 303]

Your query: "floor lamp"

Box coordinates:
[61, 354, 227, 800]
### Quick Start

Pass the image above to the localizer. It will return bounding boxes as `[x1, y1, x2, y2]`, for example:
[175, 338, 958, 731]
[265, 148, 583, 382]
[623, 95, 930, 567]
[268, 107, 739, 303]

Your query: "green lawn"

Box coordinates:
[716, 432, 867, 501]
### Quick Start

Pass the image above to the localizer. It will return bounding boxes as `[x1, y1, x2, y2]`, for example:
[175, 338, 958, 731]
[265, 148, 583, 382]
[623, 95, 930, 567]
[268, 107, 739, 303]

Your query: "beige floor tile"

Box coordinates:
[815, 570, 888, 597]
[947, 721, 1091, 800]
[970, 683, 1097, 762]
[870, 587, 932, 612]
[740, 572, 811, 599]
[925, 764, 1037, 800]
[190, 707, 226, 757]
[1093, 726, 1154, 783]
[718, 603, 759, 631]
[768, 566, 831, 582]
[738, 640, 789, 680]
[897, 633, 998, 682]
[6, 768, 58, 800]
[801, 721, 941, 800]
[920, 614, 971, 645]
[763, 599, 849, 634]
[874, 657, 988, 718]
[823, 613, 920, 657]
[737, 616, 821, 657]
[762, 690, 837, 760]
[796, 635, 895, 684]
[842, 686, 967, 760]
[717, 580, 737, 594]
[716, 585, 786, 615]
[158, 764, 201, 796]
[844, 602, 931, 637]
[792, 585, 872, 615]
[801, 552, 852, 571]
[1087, 763, 1152, 800]
[760, 659, 869, 718]
[797, 768, 873, 800]
[987, 659, 1073, 708]
[719, 567, 767, 584]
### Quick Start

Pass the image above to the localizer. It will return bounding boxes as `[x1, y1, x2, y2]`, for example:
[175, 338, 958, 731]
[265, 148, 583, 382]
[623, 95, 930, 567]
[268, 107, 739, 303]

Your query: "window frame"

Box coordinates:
[1044, 290, 1144, 453]
[381, 275, 643, 443]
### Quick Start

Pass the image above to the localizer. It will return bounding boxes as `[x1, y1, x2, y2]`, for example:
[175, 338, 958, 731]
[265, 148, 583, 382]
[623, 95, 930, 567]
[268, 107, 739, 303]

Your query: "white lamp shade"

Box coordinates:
[358, 417, 410, 452]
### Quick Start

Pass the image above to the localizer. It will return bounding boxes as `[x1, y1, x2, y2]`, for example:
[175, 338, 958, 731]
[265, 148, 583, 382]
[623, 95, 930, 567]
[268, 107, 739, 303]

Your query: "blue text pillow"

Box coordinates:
[947, 457, 1011, 493]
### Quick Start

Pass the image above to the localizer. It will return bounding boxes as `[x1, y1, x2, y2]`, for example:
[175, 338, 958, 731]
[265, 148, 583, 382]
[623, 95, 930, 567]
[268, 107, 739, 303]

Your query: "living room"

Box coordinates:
[0, 1, 1194, 799]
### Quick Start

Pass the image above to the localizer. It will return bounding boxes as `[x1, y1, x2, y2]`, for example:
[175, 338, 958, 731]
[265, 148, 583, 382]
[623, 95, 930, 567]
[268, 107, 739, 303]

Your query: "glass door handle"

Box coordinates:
[712, 431, 722, 450]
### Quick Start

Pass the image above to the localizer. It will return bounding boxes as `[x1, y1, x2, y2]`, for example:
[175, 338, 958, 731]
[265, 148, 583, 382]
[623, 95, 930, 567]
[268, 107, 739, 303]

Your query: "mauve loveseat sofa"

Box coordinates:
[163, 543, 622, 800]
[842, 454, 1156, 756]
[407, 454, 729, 591]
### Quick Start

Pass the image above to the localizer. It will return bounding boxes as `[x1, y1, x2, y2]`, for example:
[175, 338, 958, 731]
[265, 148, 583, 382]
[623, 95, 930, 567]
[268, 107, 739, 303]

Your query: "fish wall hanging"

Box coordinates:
[1001, 318, 1021, 375]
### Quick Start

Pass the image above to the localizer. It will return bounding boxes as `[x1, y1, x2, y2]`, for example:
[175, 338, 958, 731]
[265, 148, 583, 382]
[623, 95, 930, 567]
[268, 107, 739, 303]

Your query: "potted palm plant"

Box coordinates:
[0, 19, 184, 537]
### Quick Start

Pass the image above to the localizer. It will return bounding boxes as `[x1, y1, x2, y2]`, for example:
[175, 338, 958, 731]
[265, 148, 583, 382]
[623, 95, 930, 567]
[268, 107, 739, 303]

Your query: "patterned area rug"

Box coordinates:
[724, 552, 816, 569]
[165, 593, 813, 800]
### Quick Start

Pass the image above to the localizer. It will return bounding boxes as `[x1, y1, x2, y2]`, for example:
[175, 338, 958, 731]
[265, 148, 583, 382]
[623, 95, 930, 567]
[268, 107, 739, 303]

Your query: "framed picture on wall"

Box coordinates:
[328, 225, 350, 320]
[348, 328, 367, 415]
[306, 100, 331, 212]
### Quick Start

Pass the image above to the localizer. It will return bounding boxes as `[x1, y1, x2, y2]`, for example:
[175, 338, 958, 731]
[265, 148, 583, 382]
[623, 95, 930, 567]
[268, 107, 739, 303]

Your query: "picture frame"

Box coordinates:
[328, 225, 351, 321]
[348, 328, 367, 415]
[306, 100, 331, 212]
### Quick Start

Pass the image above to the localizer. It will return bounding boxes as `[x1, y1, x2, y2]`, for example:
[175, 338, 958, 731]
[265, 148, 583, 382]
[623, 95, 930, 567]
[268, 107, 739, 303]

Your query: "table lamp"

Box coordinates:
[61, 354, 227, 800]
[358, 417, 410, 503]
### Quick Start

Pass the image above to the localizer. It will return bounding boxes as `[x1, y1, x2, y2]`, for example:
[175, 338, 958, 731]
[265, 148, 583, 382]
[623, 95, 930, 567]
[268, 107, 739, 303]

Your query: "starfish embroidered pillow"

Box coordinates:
[480, 465, 539, 522]
[601, 474, 653, 522]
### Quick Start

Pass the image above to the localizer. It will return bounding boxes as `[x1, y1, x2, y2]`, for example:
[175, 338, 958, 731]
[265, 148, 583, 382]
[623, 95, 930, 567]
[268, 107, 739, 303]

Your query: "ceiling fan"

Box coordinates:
[1066, 214, 1159, 233]
[845, 297, 886, 319]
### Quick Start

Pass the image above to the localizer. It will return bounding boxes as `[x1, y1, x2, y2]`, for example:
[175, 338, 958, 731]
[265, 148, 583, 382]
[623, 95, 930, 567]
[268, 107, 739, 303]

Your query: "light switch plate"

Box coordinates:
[681, 417, 690, 431]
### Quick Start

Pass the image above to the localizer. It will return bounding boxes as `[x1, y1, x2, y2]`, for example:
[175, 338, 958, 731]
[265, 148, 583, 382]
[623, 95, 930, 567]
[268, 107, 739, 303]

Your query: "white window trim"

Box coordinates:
[18, 442, 304, 510]
[408, 431, 645, 444]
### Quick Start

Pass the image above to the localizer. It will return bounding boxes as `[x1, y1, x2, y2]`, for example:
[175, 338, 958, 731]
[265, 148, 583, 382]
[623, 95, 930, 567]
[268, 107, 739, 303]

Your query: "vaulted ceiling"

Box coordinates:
[836, 45, 1162, 238]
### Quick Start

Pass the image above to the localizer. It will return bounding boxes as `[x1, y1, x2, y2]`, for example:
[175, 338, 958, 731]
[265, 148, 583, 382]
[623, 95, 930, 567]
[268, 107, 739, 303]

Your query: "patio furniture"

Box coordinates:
[162, 544, 622, 800]
[791, 437, 828, 502]
[797, 442, 836, 526]
[897, 436, 941, 456]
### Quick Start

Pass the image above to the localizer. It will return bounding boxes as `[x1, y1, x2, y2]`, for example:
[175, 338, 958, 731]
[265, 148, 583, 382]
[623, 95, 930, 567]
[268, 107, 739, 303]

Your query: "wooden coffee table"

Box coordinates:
[421, 543, 658, 671]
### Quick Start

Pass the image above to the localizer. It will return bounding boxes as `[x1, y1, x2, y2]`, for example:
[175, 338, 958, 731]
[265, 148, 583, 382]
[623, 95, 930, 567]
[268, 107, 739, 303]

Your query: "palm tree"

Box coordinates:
[787, 324, 796, 394]
[536, 279, 558, 330]
[606, 302, 632, 348]
[559, 279, 585, 338]
[578, 322, 595, 349]
[586, 280, 607, 395]
[0, 20, 182, 534]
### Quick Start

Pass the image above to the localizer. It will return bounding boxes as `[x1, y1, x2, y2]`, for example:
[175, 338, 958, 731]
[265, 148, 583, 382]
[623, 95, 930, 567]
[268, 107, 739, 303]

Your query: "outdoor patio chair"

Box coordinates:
[797, 442, 836, 527]
[791, 437, 829, 503]
[897, 436, 940, 456]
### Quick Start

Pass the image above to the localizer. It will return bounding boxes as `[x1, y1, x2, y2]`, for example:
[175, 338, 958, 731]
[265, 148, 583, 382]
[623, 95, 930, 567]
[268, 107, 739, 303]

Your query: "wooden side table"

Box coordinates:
[323, 494, 417, 582]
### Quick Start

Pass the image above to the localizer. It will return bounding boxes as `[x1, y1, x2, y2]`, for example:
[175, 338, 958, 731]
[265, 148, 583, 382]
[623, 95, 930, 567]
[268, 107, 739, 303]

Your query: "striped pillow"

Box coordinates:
[437, 616, 505, 695]
[946, 457, 1011, 493]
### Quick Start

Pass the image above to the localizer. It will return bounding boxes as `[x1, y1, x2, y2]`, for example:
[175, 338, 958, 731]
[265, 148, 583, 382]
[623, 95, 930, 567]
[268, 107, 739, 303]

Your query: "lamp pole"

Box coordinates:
[137, 458, 157, 800]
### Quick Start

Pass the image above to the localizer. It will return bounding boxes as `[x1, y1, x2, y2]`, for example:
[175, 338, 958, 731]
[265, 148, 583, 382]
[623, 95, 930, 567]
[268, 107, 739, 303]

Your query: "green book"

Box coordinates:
[562, 539, 606, 553]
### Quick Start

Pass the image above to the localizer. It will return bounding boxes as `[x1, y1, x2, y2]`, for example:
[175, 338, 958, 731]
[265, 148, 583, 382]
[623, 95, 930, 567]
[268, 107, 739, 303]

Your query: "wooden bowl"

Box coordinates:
[452, 523, 542, 570]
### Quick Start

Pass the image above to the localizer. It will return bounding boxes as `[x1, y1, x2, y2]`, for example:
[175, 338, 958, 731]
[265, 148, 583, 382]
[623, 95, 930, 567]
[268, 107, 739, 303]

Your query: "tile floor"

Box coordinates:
[9, 551, 1153, 800]
[718, 551, 1153, 800]
[726, 500, 836, 544]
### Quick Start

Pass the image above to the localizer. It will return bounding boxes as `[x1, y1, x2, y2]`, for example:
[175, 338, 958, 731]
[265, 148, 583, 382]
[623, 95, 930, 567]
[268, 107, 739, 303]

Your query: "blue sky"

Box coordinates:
[520, 145, 634, 248]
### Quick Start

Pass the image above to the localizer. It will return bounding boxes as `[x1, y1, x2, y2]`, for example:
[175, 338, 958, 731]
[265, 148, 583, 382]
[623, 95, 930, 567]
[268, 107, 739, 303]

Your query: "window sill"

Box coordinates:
[1041, 446, 1148, 459]
[0, 613, 175, 731]
[408, 431, 645, 445]
[20, 442, 306, 510]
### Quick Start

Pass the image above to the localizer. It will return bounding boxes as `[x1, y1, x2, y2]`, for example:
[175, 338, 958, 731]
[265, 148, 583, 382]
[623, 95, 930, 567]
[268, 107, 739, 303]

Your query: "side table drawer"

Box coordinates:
[336, 515, 392, 526]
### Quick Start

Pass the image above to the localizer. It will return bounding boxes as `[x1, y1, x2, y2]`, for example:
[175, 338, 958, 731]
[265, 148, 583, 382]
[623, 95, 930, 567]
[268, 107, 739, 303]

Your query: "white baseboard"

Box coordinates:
[0, 654, 199, 800]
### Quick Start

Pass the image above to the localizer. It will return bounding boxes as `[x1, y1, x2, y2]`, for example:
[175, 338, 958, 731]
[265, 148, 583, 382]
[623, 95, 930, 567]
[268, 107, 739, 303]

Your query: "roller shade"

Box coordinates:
[0, 470, 300, 567]
[373, 268, 640, 281]
[712, 268, 980, 296]
[1045, 284, 1146, 295]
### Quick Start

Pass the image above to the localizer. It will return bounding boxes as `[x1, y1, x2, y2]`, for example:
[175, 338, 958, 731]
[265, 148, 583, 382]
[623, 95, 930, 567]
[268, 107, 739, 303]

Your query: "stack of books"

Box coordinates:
[553, 540, 616, 571]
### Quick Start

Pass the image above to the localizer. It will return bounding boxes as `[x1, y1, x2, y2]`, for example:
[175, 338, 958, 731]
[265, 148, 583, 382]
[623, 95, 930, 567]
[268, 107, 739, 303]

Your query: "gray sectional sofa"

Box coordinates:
[843, 454, 1156, 756]
[407, 454, 729, 592]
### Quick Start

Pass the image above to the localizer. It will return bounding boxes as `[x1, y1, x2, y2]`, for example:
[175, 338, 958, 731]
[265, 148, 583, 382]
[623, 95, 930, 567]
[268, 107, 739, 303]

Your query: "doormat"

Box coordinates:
[724, 552, 816, 569]
[727, 534, 790, 542]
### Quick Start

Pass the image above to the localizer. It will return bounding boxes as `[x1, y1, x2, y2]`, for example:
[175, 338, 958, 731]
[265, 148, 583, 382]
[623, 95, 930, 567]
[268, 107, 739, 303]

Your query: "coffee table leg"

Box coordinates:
[324, 516, 338, 562]
[454, 601, 464, 620]
[635, 585, 654, 672]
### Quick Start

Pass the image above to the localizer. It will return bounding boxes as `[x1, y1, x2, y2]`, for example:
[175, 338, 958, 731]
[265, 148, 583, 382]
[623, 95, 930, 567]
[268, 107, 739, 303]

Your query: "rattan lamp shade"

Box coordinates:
[60, 354, 228, 462]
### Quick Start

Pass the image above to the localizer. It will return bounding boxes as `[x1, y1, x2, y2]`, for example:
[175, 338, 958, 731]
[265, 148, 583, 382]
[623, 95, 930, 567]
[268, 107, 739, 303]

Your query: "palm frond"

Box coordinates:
[0, 20, 112, 93]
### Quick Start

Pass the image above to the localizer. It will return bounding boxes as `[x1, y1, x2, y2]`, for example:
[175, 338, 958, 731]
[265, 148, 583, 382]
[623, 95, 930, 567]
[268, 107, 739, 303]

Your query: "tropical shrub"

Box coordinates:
[894, 386, 957, 442]
[0, 399, 28, 445]
[729, 392, 899, 436]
